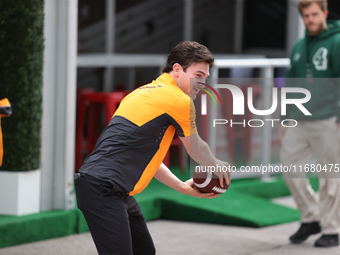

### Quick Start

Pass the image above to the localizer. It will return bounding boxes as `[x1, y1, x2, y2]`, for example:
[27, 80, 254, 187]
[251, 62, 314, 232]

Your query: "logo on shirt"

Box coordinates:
[313, 47, 328, 71]
[190, 109, 196, 130]
[294, 53, 301, 62]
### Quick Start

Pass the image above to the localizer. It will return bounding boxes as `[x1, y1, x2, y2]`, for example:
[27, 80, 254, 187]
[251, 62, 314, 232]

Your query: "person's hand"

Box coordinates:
[212, 160, 231, 188]
[181, 178, 220, 199]
[279, 125, 287, 143]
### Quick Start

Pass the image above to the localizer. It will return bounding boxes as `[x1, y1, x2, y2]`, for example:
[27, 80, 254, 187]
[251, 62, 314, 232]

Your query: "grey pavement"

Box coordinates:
[1, 220, 339, 255]
[0, 195, 339, 255]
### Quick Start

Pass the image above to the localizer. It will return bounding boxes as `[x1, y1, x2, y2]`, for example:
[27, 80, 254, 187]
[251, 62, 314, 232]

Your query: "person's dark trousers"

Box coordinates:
[75, 174, 156, 255]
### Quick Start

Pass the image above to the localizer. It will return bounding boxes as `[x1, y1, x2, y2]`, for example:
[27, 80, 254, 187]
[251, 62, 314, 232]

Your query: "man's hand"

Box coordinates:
[279, 125, 287, 143]
[154, 163, 218, 198]
[211, 160, 230, 188]
[179, 133, 231, 188]
[181, 178, 220, 199]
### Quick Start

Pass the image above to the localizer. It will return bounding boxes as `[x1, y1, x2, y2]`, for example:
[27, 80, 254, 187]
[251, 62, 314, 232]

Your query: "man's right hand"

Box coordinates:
[212, 160, 230, 188]
[179, 133, 231, 188]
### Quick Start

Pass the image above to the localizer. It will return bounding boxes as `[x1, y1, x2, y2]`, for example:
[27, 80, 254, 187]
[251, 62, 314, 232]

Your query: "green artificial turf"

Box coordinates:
[0, 210, 77, 248]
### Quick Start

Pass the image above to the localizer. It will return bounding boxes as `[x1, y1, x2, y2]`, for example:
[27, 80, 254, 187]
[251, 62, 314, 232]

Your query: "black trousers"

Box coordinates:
[75, 174, 156, 255]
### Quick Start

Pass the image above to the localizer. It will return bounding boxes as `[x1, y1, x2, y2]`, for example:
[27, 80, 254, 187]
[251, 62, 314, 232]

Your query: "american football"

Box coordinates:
[193, 166, 230, 194]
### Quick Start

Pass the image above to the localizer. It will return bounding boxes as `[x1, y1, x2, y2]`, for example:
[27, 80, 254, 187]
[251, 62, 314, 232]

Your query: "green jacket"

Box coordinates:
[284, 20, 340, 121]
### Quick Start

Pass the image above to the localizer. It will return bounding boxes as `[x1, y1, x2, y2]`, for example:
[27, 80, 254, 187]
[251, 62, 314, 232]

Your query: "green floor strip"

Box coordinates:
[0, 168, 319, 248]
[0, 210, 77, 248]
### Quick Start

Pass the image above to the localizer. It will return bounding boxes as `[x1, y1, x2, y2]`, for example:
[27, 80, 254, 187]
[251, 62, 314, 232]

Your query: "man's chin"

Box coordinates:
[307, 24, 324, 36]
[190, 94, 197, 100]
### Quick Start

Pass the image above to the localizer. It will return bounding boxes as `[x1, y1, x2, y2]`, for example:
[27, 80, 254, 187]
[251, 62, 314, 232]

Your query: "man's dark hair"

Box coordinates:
[162, 41, 214, 73]
[298, 0, 328, 14]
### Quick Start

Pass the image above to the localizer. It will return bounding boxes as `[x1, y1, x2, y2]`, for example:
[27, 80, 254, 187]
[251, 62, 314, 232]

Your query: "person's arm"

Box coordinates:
[331, 35, 340, 125]
[168, 95, 229, 188]
[153, 163, 219, 199]
[179, 132, 230, 187]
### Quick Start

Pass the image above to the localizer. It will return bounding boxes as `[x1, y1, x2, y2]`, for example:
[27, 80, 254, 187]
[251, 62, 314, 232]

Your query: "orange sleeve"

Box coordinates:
[168, 95, 197, 137]
[0, 98, 12, 117]
[0, 117, 3, 166]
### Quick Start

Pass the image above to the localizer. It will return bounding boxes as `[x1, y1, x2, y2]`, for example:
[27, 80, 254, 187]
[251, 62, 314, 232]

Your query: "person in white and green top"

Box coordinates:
[280, 0, 340, 248]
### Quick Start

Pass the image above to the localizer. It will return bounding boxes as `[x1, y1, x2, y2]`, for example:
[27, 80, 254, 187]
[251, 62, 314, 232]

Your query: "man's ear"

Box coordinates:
[324, 9, 329, 19]
[172, 63, 182, 77]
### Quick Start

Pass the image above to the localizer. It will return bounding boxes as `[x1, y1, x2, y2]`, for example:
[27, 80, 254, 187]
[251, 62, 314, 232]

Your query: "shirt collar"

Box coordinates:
[154, 73, 178, 88]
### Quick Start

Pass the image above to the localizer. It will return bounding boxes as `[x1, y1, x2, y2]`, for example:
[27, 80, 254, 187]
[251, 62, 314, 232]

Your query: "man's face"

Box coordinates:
[174, 62, 210, 100]
[301, 3, 328, 36]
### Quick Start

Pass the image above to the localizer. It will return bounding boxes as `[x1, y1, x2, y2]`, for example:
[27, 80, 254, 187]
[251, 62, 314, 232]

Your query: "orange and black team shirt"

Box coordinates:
[79, 73, 197, 196]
